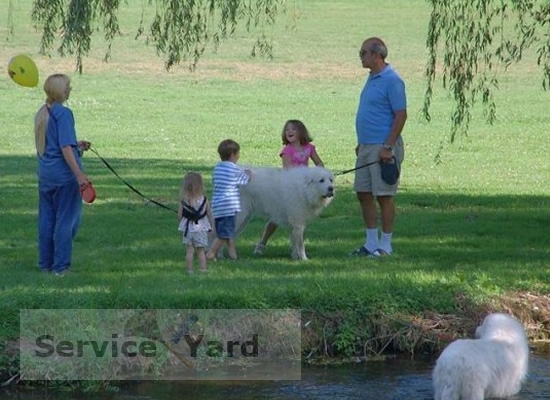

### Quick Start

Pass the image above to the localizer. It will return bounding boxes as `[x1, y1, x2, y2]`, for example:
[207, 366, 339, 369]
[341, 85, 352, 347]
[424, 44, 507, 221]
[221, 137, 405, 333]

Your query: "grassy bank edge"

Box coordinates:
[1, 290, 549, 391]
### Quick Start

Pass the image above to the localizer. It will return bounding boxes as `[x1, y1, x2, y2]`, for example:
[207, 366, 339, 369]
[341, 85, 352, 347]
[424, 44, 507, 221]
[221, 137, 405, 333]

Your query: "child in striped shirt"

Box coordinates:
[206, 139, 252, 260]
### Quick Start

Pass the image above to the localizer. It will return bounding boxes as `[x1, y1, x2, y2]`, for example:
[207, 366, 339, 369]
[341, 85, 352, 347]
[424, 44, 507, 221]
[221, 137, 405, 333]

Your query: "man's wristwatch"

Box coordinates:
[383, 144, 393, 151]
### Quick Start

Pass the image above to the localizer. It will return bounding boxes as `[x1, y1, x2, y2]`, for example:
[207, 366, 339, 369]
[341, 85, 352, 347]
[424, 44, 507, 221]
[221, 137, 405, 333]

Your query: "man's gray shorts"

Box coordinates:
[354, 137, 404, 196]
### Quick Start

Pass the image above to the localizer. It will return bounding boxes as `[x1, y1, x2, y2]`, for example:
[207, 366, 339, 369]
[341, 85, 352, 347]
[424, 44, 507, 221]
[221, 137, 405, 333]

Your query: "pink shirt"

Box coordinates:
[280, 143, 316, 167]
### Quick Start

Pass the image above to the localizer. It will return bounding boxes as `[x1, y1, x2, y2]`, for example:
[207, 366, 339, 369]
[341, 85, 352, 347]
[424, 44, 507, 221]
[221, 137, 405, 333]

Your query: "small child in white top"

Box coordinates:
[178, 172, 214, 273]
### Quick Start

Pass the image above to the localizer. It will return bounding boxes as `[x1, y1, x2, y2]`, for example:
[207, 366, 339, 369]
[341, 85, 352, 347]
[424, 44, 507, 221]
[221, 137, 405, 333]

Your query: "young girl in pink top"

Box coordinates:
[253, 120, 324, 256]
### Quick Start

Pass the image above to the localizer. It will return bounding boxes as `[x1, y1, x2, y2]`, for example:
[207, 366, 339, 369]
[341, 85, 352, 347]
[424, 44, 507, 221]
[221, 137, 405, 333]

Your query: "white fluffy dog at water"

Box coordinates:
[432, 313, 529, 400]
[235, 166, 334, 260]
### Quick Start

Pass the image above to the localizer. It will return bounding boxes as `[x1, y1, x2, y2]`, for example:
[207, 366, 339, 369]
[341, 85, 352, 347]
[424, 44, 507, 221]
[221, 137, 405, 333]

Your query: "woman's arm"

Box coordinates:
[61, 145, 89, 185]
[78, 140, 91, 151]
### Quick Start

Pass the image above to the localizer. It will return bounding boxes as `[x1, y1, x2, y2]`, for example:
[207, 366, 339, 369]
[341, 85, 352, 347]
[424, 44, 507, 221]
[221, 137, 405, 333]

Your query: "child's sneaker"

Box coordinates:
[253, 242, 265, 256]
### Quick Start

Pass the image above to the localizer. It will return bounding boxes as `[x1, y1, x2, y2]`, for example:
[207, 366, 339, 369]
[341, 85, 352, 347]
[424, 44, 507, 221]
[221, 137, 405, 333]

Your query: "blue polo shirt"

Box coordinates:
[355, 64, 406, 144]
[37, 102, 81, 185]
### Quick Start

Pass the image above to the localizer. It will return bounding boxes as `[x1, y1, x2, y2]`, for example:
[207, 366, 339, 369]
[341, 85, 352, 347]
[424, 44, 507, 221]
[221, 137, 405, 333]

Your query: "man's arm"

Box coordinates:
[380, 109, 407, 161]
[385, 109, 407, 147]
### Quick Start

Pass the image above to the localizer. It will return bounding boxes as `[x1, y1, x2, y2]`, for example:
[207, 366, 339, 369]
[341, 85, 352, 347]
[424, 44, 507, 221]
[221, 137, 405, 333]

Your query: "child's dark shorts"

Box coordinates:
[214, 215, 235, 239]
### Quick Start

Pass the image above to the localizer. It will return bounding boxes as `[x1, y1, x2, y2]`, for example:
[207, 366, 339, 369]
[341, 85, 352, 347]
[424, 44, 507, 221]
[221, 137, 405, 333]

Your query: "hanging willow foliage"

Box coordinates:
[28, 0, 288, 73]
[10, 1, 550, 137]
[423, 0, 550, 141]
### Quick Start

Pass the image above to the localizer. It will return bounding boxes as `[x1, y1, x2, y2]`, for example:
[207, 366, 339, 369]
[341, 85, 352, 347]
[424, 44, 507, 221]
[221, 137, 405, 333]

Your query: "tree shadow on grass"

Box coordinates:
[1, 154, 550, 311]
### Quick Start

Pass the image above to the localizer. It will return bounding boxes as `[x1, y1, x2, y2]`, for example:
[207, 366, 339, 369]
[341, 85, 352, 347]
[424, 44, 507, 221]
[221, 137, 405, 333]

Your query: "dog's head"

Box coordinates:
[475, 313, 527, 345]
[305, 166, 334, 205]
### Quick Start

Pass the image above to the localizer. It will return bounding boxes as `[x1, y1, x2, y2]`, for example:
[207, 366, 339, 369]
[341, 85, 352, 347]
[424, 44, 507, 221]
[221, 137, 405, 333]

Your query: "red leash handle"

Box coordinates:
[80, 182, 96, 204]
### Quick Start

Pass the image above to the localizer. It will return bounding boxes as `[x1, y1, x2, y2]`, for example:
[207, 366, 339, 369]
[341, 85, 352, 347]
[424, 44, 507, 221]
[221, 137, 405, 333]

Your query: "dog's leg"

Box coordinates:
[235, 202, 253, 237]
[434, 384, 461, 400]
[290, 224, 307, 260]
[461, 384, 484, 400]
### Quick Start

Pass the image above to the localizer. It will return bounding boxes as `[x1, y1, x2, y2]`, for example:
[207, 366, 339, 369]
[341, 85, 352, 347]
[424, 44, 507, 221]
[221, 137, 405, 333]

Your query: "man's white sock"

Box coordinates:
[365, 228, 379, 252]
[379, 232, 393, 254]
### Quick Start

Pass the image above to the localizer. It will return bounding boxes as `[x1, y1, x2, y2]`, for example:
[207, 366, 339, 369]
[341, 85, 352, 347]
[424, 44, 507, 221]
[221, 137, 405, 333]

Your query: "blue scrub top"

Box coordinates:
[38, 102, 81, 185]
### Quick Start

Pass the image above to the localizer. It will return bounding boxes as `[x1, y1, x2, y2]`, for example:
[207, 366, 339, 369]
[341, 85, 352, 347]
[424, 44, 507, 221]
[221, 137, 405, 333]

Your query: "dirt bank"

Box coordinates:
[2, 291, 549, 387]
[302, 291, 550, 361]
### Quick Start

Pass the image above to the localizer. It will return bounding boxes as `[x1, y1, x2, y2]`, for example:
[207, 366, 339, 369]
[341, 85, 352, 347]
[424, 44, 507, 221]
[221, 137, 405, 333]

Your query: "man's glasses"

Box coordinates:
[359, 49, 369, 58]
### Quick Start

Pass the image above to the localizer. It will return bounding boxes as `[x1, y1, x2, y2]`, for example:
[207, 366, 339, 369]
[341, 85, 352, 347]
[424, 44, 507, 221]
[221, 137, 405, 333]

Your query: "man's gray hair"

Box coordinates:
[367, 38, 388, 59]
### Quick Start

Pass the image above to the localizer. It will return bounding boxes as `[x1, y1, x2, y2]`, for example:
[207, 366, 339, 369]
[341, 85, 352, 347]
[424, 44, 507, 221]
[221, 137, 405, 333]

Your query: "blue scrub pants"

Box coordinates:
[38, 180, 82, 273]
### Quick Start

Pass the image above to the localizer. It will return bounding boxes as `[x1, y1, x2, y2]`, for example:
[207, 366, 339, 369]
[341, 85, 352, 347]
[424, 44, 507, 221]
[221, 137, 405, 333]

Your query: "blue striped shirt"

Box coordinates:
[211, 161, 250, 218]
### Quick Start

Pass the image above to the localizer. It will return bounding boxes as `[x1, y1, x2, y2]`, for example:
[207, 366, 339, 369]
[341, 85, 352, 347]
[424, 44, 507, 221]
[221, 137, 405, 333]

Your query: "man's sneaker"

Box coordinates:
[253, 242, 265, 256]
[350, 246, 382, 257]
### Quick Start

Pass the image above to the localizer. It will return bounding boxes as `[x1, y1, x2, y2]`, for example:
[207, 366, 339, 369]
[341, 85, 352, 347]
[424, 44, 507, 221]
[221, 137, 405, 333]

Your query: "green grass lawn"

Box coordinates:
[1, 0, 550, 378]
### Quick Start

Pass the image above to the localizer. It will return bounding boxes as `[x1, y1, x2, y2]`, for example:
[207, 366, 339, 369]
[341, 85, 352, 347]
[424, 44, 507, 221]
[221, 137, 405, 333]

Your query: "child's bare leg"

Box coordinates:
[206, 238, 223, 260]
[227, 239, 237, 260]
[260, 221, 278, 245]
[196, 248, 207, 271]
[254, 221, 278, 255]
[185, 245, 195, 272]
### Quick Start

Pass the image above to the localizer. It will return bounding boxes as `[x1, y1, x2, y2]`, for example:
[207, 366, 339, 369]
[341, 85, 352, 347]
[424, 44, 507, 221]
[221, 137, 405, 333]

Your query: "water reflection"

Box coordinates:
[4, 353, 550, 399]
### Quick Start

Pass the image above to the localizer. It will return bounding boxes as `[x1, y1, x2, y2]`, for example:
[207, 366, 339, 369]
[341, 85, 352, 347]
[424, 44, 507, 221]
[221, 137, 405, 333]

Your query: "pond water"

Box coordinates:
[4, 353, 550, 399]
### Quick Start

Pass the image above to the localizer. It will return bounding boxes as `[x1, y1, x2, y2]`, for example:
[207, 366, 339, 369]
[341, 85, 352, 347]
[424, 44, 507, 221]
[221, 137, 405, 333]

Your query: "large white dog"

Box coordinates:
[235, 166, 334, 260]
[432, 313, 529, 400]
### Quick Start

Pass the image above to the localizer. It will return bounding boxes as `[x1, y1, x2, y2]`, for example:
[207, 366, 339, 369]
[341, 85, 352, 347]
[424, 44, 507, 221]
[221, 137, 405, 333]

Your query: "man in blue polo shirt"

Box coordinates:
[352, 37, 407, 257]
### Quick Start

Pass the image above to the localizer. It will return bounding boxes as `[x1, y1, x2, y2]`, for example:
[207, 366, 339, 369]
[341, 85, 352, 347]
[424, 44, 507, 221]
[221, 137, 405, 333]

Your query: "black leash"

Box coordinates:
[88, 146, 178, 214]
[88, 145, 374, 212]
[334, 160, 378, 176]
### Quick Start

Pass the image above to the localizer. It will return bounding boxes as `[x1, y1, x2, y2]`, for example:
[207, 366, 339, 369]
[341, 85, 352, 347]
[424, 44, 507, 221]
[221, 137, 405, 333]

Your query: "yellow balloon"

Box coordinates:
[8, 54, 39, 88]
